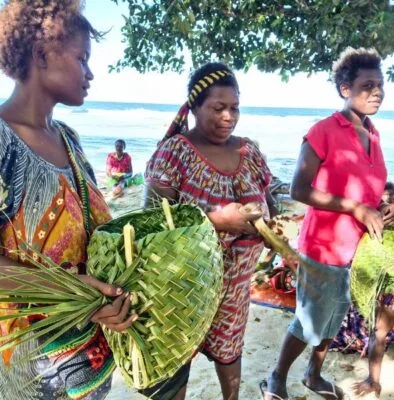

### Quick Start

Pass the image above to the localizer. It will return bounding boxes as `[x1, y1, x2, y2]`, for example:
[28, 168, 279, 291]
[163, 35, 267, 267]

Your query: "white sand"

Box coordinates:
[107, 304, 394, 400]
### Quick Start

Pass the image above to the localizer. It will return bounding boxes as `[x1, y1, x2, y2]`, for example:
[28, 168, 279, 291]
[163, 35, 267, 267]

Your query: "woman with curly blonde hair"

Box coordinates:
[0, 1, 135, 399]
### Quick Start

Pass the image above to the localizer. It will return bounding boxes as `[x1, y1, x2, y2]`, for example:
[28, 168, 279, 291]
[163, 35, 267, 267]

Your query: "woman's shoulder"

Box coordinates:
[55, 120, 97, 184]
[0, 118, 27, 224]
[55, 120, 82, 149]
[156, 134, 194, 154]
[240, 137, 267, 159]
[0, 117, 18, 149]
[240, 136, 259, 148]
[0, 117, 7, 130]
[166, 134, 190, 145]
[237, 136, 270, 172]
[309, 112, 345, 132]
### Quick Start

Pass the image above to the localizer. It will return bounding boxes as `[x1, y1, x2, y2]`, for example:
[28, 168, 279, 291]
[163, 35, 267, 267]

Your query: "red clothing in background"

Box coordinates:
[106, 152, 132, 175]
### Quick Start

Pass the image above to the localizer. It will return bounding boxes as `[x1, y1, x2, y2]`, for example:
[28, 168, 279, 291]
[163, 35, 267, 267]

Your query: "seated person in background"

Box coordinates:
[106, 139, 133, 196]
[382, 181, 394, 204]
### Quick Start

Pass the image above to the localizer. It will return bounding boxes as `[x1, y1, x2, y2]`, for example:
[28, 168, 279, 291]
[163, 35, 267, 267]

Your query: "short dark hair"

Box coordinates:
[115, 139, 126, 148]
[187, 62, 239, 108]
[332, 47, 382, 98]
[384, 182, 394, 191]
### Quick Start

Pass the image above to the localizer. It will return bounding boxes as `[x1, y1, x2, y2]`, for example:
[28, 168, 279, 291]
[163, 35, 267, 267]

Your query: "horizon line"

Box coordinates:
[1, 98, 394, 112]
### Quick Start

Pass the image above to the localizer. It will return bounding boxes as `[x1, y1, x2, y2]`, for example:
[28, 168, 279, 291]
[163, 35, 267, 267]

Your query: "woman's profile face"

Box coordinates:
[40, 32, 93, 106]
[193, 85, 240, 145]
[341, 68, 384, 116]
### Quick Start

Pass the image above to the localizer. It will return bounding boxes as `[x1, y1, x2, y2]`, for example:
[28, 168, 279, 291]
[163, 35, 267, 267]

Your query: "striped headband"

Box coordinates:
[160, 69, 234, 145]
[187, 70, 233, 108]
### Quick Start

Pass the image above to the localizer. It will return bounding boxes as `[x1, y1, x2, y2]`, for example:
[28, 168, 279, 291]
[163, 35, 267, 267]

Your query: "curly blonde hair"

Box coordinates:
[332, 47, 382, 98]
[0, 0, 102, 81]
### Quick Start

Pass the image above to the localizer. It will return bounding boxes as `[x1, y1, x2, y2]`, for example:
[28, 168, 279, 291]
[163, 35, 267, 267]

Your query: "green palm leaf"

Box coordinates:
[351, 228, 394, 329]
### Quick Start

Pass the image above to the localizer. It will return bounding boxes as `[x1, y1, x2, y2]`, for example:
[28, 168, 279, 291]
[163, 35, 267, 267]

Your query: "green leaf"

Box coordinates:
[108, 0, 394, 76]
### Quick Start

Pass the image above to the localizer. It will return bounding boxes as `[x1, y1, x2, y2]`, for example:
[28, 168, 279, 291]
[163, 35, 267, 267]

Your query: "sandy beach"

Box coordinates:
[100, 180, 394, 400]
[108, 304, 394, 400]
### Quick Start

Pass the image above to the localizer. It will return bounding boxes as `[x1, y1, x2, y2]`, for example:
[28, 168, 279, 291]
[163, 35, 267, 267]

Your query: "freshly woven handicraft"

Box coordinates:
[351, 228, 394, 327]
[0, 202, 223, 390]
[87, 202, 223, 389]
[87, 205, 223, 389]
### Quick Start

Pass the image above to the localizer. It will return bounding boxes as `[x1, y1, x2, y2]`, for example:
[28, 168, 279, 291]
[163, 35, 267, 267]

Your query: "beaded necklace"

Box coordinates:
[56, 122, 92, 236]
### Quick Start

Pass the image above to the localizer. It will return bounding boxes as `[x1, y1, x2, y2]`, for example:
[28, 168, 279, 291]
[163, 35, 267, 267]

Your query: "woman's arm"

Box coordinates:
[106, 155, 113, 177]
[127, 154, 133, 176]
[291, 141, 383, 240]
[207, 203, 262, 235]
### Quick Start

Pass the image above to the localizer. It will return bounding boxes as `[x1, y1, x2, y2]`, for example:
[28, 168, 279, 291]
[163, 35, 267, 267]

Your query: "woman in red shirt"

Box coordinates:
[106, 139, 133, 196]
[262, 48, 387, 399]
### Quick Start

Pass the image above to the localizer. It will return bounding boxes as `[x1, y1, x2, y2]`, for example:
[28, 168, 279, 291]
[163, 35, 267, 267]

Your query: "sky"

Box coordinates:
[1, 0, 394, 110]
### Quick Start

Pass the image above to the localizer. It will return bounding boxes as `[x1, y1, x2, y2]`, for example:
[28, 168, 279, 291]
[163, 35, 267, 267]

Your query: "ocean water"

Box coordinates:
[51, 101, 394, 182]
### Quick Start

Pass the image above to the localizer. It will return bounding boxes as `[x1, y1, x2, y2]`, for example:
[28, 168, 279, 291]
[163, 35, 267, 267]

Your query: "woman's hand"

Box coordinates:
[380, 203, 394, 227]
[208, 203, 262, 235]
[352, 203, 384, 241]
[78, 275, 138, 332]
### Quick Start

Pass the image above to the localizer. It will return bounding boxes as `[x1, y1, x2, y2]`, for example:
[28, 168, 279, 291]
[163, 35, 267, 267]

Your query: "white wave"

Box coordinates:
[52, 104, 394, 182]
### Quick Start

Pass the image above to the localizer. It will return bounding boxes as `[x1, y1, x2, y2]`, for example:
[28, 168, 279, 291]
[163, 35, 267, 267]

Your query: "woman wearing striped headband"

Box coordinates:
[142, 62, 278, 400]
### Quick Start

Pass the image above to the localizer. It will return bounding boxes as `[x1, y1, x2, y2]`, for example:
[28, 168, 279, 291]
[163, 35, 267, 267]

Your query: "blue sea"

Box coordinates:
[51, 101, 394, 182]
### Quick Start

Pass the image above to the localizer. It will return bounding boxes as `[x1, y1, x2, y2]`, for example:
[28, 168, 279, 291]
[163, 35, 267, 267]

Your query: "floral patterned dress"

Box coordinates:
[145, 134, 271, 364]
[0, 119, 115, 399]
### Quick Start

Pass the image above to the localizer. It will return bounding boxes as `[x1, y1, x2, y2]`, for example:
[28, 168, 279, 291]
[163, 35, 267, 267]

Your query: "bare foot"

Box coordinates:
[302, 376, 346, 399]
[260, 371, 288, 399]
[353, 376, 381, 397]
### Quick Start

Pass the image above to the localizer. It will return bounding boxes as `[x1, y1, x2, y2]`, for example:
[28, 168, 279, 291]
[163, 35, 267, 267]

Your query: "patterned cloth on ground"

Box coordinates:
[331, 302, 394, 355]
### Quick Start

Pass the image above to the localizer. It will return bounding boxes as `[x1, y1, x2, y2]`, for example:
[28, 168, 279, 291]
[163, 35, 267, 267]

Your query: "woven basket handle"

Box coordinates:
[123, 223, 135, 267]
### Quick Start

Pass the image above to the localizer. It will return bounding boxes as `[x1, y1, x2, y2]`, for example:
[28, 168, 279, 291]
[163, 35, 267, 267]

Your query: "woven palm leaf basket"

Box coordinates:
[351, 228, 394, 327]
[86, 202, 223, 389]
[0, 202, 223, 390]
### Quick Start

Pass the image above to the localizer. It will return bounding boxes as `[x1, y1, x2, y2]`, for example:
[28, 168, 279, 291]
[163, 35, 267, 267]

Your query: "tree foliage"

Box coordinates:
[110, 0, 394, 80]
